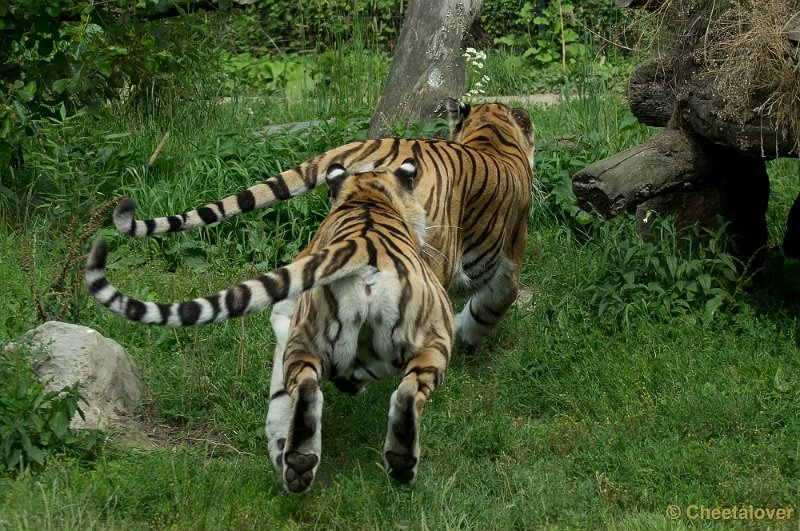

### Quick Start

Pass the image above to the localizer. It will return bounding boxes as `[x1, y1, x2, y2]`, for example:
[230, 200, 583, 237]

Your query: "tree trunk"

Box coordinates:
[368, 0, 484, 138]
[627, 58, 799, 159]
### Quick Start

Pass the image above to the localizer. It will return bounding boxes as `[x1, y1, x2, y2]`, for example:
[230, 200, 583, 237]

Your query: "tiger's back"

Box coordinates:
[115, 100, 534, 346]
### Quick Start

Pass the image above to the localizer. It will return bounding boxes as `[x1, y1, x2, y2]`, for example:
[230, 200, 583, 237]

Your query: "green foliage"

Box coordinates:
[478, 0, 629, 92]
[0, 0, 216, 171]
[228, 0, 402, 52]
[578, 215, 745, 324]
[531, 94, 652, 226]
[220, 51, 318, 100]
[0, 343, 100, 474]
[219, 48, 389, 105]
[479, 0, 622, 54]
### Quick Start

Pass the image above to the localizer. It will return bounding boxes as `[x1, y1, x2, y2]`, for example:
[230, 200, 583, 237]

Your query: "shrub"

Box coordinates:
[1, 0, 216, 172]
[0, 343, 101, 474]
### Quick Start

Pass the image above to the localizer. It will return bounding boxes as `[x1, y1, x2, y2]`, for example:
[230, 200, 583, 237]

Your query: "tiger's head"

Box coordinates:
[326, 159, 427, 248]
[446, 99, 535, 169]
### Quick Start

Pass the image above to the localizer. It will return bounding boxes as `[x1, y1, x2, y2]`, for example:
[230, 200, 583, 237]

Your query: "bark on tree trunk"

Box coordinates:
[572, 128, 770, 260]
[368, 0, 485, 138]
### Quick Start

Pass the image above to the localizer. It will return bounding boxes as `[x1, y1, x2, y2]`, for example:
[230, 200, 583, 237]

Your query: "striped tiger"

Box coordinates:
[114, 100, 535, 347]
[86, 160, 454, 493]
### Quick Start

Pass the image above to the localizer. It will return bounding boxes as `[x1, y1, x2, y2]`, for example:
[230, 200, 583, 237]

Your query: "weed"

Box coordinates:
[531, 94, 654, 227]
[22, 197, 120, 323]
[578, 215, 746, 324]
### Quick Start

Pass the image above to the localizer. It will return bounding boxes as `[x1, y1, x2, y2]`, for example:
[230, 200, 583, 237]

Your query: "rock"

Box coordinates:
[21, 321, 146, 431]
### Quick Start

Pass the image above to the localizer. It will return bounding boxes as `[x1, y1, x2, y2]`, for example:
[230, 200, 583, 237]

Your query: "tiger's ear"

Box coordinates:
[510, 107, 534, 139]
[326, 163, 349, 201]
[445, 98, 470, 130]
[394, 158, 417, 191]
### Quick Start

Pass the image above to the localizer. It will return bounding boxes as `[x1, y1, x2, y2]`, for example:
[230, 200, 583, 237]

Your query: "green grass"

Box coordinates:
[1, 52, 799, 530]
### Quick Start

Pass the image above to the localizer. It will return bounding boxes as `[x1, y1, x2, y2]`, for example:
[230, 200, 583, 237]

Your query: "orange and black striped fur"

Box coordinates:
[86, 160, 454, 493]
[114, 100, 535, 347]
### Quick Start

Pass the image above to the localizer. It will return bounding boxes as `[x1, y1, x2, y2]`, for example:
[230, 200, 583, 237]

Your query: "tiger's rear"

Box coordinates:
[86, 159, 454, 493]
[274, 160, 454, 492]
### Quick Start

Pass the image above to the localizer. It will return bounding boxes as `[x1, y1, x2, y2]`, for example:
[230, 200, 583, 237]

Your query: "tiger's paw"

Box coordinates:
[455, 309, 489, 347]
[384, 385, 421, 484]
[282, 451, 319, 494]
[384, 450, 418, 484]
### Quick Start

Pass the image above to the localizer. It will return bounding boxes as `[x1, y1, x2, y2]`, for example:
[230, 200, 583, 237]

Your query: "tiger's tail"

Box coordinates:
[84, 238, 368, 327]
[114, 140, 386, 237]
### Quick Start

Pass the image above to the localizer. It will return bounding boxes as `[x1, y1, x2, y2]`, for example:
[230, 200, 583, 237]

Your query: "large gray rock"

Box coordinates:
[22, 321, 146, 430]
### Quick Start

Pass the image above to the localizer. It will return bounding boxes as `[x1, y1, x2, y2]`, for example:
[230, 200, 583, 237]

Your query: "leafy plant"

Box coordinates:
[219, 52, 318, 99]
[1, 0, 217, 172]
[493, 2, 582, 69]
[579, 215, 746, 323]
[227, 0, 402, 53]
[531, 93, 654, 227]
[0, 343, 99, 474]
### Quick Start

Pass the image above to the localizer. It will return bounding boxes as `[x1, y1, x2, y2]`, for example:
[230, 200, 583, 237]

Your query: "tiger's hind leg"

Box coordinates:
[455, 256, 519, 347]
[384, 347, 448, 484]
[281, 352, 324, 494]
[265, 299, 297, 476]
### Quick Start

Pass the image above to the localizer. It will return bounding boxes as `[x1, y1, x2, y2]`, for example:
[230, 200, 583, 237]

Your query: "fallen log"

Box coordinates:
[627, 61, 799, 159]
[573, 128, 769, 259]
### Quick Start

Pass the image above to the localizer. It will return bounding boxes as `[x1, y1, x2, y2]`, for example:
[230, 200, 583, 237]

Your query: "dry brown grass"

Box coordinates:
[710, 0, 800, 155]
[632, 0, 800, 155]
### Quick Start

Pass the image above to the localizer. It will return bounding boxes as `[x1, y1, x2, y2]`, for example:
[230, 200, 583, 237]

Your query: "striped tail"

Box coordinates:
[85, 238, 367, 327]
[114, 140, 386, 237]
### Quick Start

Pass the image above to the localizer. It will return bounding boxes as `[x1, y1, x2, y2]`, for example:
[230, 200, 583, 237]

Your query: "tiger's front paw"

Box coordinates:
[455, 308, 489, 347]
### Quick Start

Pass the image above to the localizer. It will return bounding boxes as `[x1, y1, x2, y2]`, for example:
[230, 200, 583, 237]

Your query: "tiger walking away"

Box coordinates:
[86, 160, 454, 493]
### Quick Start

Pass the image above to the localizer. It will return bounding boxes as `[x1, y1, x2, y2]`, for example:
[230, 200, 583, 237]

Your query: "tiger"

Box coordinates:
[113, 100, 535, 348]
[86, 159, 454, 493]
[111, 99, 534, 483]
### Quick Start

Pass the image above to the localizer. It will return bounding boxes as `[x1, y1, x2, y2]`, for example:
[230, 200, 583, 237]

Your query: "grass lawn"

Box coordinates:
[1, 60, 798, 529]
